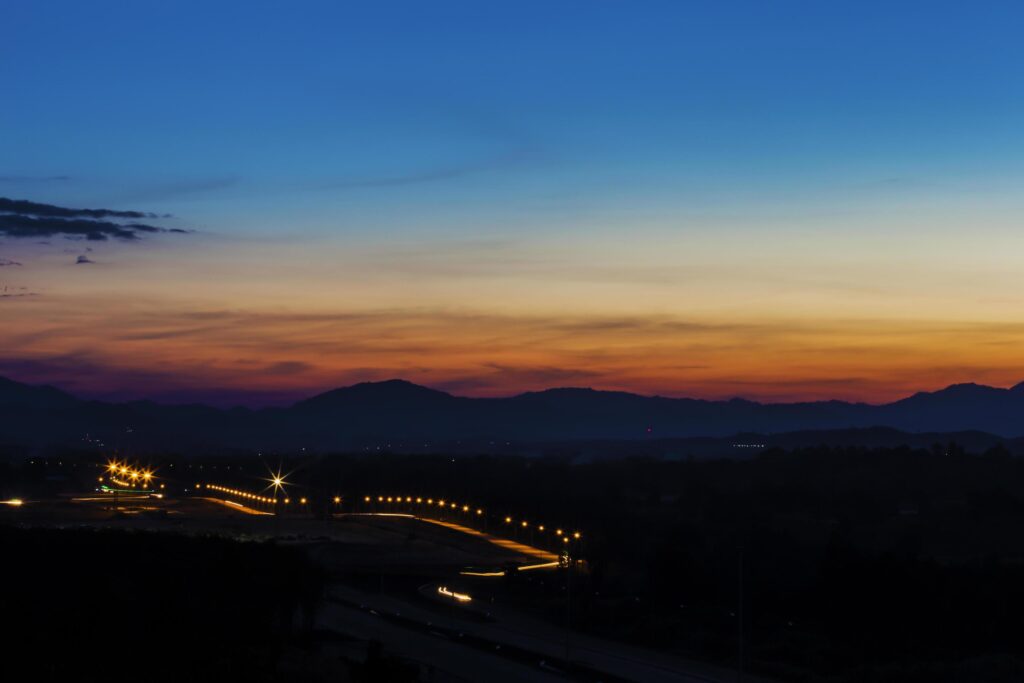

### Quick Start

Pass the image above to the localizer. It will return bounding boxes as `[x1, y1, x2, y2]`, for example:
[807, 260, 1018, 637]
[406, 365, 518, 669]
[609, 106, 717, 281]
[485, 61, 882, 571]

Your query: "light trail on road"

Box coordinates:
[199, 497, 274, 516]
[420, 517, 560, 561]
[343, 512, 559, 561]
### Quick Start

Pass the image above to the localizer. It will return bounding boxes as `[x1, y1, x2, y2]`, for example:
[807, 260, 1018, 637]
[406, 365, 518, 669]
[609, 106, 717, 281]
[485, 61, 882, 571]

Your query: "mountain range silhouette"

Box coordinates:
[2, 375, 1024, 452]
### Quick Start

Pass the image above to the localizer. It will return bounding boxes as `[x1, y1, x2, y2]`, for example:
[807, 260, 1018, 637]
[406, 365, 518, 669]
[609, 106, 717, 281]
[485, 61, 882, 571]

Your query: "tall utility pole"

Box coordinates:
[737, 545, 744, 683]
[564, 549, 572, 665]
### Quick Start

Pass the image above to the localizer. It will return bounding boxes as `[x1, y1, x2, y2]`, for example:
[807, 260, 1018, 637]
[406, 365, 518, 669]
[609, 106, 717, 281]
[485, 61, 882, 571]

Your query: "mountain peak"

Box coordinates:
[293, 379, 455, 410]
[0, 375, 79, 407]
[904, 382, 1000, 400]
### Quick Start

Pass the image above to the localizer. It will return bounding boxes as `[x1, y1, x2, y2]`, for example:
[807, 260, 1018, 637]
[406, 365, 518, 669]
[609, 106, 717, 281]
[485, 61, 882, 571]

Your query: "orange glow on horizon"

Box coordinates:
[5, 243, 1024, 406]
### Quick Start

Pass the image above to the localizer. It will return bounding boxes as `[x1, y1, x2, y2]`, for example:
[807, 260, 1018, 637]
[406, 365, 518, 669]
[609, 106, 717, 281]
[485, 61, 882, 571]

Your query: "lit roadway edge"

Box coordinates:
[340, 512, 560, 562]
[199, 497, 274, 516]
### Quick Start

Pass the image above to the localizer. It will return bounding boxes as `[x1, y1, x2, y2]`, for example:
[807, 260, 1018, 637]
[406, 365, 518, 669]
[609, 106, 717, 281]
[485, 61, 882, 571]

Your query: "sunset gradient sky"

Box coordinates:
[3, 1, 1024, 405]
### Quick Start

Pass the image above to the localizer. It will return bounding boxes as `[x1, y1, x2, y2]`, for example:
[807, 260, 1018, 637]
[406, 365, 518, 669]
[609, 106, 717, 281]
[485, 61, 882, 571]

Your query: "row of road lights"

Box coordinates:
[360, 494, 582, 552]
[192, 482, 583, 555]
[196, 483, 333, 513]
[199, 483, 352, 516]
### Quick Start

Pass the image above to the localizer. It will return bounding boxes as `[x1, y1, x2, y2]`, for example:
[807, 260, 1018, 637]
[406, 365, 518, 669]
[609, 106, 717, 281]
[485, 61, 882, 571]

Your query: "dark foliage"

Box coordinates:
[0, 527, 321, 682]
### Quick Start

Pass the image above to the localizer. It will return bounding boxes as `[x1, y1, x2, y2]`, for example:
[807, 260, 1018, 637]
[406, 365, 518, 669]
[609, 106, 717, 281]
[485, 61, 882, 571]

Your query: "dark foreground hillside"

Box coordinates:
[5, 444, 1024, 681]
[0, 528, 323, 682]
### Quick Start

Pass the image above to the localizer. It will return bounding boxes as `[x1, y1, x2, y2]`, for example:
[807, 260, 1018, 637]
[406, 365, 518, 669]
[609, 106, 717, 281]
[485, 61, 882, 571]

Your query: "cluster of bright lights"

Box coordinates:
[363, 494, 582, 542]
[1, 498, 24, 507]
[105, 460, 154, 489]
[203, 483, 276, 504]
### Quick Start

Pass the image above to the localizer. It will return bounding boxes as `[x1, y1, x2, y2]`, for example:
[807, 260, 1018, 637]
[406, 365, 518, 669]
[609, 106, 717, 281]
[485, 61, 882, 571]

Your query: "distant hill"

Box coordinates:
[0, 375, 1023, 453]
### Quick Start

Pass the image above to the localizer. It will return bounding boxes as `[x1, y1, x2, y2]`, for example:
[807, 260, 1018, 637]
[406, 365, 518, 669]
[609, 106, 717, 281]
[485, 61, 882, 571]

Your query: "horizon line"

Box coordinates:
[3, 373, 1022, 411]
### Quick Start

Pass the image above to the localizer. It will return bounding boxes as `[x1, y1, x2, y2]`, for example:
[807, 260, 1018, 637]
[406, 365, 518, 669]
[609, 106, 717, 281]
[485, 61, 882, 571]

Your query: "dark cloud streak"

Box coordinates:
[0, 197, 192, 241]
[0, 197, 157, 219]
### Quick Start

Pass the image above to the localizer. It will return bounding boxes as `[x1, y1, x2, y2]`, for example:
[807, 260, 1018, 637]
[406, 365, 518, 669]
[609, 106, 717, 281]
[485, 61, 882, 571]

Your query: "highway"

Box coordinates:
[321, 579, 762, 683]
[319, 595, 567, 683]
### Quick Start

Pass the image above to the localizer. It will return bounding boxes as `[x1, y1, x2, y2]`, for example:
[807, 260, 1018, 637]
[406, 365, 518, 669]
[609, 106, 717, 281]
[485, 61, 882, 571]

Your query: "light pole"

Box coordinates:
[736, 545, 745, 683]
[564, 537, 572, 665]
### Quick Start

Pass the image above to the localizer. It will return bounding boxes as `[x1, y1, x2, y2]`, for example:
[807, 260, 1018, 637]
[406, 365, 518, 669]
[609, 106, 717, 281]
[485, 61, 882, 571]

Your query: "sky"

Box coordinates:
[2, 1, 1024, 406]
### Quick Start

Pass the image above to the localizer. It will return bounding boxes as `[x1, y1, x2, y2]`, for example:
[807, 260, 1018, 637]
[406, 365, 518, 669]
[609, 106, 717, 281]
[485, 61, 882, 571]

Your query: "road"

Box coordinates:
[319, 595, 567, 683]
[321, 580, 764, 683]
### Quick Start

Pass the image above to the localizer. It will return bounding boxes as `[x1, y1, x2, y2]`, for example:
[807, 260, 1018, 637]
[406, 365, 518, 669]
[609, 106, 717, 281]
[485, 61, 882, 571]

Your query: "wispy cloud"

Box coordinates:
[322, 166, 482, 190]
[0, 175, 71, 183]
[321, 147, 534, 192]
[110, 176, 239, 203]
